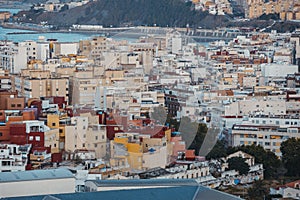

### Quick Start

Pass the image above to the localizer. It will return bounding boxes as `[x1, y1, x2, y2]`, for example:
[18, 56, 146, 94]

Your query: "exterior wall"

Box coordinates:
[0, 12, 10, 21]
[5, 98, 25, 110]
[49, 78, 69, 103]
[0, 44, 27, 74]
[142, 146, 168, 169]
[47, 114, 60, 129]
[65, 116, 107, 158]
[37, 43, 49, 62]
[86, 125, 107, 159]
[54, 42, 79, 56]
[225, 100, 287, 116]
[0, 125, 10, 141]
[45, 129, 60, 153]
[0, 178, 75, 198]
[15, 77, 69, 101]
[128, 152, 143, 170]
[283, 187, 300, 199]
[70, 75, 98, 106]
[243, 76, 257, 88]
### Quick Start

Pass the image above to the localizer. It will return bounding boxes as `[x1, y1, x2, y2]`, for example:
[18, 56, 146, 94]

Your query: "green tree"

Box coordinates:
[227, 157, 250, 175]
[281, 138, 300, 177]
[206, 139, 228, 160]
[247, 180, 268, 200]
[187, 122, 208, 156]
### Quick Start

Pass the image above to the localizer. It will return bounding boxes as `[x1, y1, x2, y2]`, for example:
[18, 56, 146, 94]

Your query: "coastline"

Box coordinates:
[0, 3, 31, 10]
[1, 22, 49, 32]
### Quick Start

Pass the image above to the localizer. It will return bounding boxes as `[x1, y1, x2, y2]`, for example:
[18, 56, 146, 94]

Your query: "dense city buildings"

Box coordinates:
[1, 0, 300, 199]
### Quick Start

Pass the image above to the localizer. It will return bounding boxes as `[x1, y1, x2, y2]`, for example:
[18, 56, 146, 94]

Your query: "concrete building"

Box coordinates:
[13, 71, 69, 102]
[247, 0, 299, 20]
[232, 124, 300, 157]
[65, 116, 107, 159]
[0, 168, 75, 198]
[0, 144, 31, 172]
[0, 68, 11, 90]
[0, 42, 27, 74]
[110, 131, 172, 171]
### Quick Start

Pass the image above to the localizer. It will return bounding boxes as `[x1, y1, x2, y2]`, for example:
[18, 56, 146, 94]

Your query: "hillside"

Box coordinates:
[17, 0, 229, 29]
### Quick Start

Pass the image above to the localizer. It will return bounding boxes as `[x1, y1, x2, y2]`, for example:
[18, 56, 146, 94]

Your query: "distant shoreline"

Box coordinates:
[0, 3, 31, 10]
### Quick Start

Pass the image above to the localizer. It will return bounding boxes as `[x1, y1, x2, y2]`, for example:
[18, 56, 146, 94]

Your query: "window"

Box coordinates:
[0, 132, 2, 137]
[17, 104, 22, 107]
[102, 135, 105, 139]
[29, 136, 34, 141]
[52, 123, 56, 126]
[95, 136, 98, 140]
[59, 129, 63, 133]
[94, 144, 97, 148]
[35, 136, 40, 141]
[11, 104, 15, 107]
[82, 143, 85, 148]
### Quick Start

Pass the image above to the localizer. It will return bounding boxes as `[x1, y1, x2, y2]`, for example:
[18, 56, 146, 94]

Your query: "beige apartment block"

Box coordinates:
[247, 0, 298, 20]
[232, 124, 300, 157]
[65, 116, 107, 159]
[14, 75, 69, 101]
[79, 36, 108, 65]
[45, 129, 60, 154]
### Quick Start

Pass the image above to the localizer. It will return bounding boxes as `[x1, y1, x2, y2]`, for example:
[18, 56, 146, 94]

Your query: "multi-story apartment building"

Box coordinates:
[247, 0, 300, 20]
[69, 70, 105, 106]
[110, 132, 171, 171]
[0, 42, 27, 74]
[232, 123, 300, 157]
[0, 144, 31, 172]
[65, 116, 107, 159]
[19, 41, 38, 61]
[13, 70, 69, 102]
[79, 36, 107, 65]
[0, 68, 11, 90]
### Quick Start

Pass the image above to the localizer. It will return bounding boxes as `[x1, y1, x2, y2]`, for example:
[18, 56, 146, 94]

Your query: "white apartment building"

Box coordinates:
[19, 41, 38, 61]
[0, 42, 27, 73]
[0, 144, 31, 172]
[224, 99, 287, 116]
